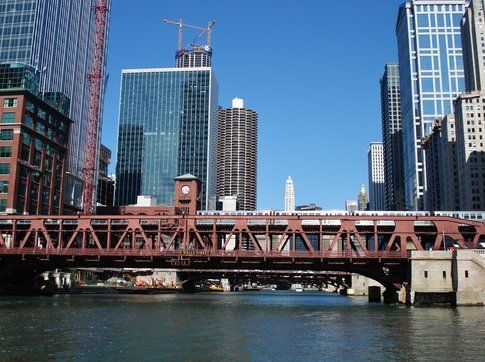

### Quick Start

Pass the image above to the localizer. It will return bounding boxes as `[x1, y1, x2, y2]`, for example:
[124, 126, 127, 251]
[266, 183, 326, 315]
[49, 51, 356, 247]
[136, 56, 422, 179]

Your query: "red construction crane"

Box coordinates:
[81, 0, 109, 214]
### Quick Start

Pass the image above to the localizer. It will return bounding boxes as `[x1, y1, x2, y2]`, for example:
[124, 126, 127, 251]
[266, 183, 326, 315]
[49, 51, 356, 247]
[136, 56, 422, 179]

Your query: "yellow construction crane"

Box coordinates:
[163, 18, 216, 50]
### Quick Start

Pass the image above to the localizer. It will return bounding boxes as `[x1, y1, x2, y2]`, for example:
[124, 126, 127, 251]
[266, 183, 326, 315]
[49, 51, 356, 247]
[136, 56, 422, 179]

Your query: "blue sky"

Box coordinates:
[101, 0, 404, 210]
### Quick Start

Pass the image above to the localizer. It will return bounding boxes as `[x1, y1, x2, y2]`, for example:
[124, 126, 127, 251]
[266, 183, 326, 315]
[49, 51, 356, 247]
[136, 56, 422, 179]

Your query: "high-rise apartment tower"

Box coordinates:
[216, 98, 257, 211]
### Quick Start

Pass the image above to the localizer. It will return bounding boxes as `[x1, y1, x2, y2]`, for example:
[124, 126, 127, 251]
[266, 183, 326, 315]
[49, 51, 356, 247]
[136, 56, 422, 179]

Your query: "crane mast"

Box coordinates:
[81, 0, 109, 214]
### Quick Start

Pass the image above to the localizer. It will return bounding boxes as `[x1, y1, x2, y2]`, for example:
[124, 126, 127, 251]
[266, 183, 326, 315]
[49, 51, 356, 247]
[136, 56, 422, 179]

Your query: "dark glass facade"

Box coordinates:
[115, 68, 218, 209]
[380, 64, 405, 211]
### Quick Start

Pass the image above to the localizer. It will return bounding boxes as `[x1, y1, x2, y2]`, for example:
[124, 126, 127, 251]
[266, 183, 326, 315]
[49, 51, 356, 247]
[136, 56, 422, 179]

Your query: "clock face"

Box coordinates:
[181, 185, 191, 195]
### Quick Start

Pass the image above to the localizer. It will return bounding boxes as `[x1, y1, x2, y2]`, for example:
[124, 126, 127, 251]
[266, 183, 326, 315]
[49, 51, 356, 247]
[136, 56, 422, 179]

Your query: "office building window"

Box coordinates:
[0, 181, 8, 194]
[1, 112, 16, 124]
[0, 129, 13, 140]
[0, 198, 6, 212]
[0, 146, 11, 157]
[0, 163, 10, 174]
[3, 98, 17, 108]
[26, 101, 35, 113]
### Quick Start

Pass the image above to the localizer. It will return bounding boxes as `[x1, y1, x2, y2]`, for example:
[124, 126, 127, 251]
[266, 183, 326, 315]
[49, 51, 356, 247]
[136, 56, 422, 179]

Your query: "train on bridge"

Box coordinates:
[0, 176, 483, 302]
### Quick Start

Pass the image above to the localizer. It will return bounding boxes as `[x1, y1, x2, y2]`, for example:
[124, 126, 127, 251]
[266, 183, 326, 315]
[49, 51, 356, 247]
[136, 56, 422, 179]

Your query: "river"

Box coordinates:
[0, 291, 484, 361]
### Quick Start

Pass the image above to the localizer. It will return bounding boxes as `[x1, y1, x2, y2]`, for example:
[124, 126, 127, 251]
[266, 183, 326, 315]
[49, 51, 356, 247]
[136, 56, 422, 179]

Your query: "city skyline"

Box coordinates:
[101, 0, 405, 210]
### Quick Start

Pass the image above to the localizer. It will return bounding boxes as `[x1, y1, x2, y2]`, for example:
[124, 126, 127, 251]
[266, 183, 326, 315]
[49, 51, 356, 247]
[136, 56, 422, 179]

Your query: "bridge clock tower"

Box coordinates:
[174, 174, 201, 215]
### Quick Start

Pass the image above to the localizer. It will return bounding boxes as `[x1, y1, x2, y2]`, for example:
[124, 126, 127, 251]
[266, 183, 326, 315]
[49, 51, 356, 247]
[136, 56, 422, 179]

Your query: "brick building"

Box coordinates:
[0, 63, 71, 215]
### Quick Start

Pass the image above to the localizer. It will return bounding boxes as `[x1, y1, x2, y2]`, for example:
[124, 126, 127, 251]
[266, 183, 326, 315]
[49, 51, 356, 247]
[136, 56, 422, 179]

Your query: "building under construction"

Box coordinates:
[115, 19, 219, 209]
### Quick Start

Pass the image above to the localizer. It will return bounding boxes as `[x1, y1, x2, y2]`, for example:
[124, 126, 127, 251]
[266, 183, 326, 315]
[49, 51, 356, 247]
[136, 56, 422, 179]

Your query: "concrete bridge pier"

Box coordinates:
[410, 250, 485, 306]
[383, 288, 399, 304]
[0, 270, 54, 295]
[368, 286, 381, 302]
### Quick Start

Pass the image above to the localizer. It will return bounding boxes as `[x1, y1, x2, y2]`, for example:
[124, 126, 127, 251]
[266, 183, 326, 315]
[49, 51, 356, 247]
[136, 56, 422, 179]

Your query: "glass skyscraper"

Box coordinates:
[380, 63, 405, 211]
[115, 68, 219, 209]
[0, 0, 110, 211]
[396, 0, 466, 210]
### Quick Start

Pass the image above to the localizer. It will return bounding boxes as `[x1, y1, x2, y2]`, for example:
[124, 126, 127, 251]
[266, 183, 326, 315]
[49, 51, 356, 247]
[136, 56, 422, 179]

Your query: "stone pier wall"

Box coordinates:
[410, 250, 484, 306]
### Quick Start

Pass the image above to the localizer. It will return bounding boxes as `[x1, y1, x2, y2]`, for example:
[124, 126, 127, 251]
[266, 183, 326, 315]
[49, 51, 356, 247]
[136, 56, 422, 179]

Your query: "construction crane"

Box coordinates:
[81, 0, 109, 214]
[163, 18, 215, 50]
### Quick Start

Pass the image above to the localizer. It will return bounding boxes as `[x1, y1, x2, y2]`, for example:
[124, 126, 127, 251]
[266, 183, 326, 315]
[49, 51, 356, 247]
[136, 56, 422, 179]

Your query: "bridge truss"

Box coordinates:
[0, 214, 483, 286]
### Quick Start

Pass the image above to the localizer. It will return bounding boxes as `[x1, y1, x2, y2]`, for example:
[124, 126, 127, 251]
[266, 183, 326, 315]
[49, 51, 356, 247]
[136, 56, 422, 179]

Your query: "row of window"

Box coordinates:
[26, 101, 68, 133]
[0, 2, 36, 12]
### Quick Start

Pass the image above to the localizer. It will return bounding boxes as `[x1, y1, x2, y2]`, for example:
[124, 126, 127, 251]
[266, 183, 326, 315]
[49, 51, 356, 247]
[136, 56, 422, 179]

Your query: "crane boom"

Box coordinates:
[163, 18, 215, 49]
[81, 0, 109, 214]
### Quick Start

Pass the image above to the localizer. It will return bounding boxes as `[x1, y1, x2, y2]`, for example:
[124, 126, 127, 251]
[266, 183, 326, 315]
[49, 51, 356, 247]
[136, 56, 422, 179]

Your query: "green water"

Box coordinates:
[0, 291, 483, 361]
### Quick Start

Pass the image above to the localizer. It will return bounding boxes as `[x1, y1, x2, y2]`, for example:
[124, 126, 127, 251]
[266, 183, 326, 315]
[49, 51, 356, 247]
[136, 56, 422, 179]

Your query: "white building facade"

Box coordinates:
[284, 176, 295, 212]
[368, 142, 386, 211]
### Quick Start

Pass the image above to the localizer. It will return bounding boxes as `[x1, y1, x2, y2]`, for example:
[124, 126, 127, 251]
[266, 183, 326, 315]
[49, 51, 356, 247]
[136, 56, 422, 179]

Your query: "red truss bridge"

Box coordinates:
[0, 213, 483, 290]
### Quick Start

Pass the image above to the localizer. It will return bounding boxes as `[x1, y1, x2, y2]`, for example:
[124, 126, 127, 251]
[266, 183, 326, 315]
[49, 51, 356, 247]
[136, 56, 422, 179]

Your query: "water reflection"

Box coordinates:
[0, 292, 483, 360]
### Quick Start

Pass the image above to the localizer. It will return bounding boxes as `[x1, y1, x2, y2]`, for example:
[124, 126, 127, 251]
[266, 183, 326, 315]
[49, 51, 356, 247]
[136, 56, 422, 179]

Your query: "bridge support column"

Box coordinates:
[368, 286, 381, 302]
[410, 251, 455, 306]
[453, 250, 485, 306]
[383, 289, 398, 304]
[409, 250, 485, 306]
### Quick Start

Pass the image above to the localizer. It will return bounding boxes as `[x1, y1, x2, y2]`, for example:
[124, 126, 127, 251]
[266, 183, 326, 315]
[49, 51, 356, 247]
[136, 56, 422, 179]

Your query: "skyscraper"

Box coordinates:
[0, 0, 110, 211]
[368, 142, 385, 211]
[455, 0, 485, 211]
[358, 185, 368, 211]
[216, 98, 258, 211]
[422, 116, 458, 211]
[396, 0, 467, 210]
[461, 0, 485, 92]
[380, 63, 405, 210]
[285, 177, 295, 212]
[115, 67, 218, 209]
[453, 92, 485, 210]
